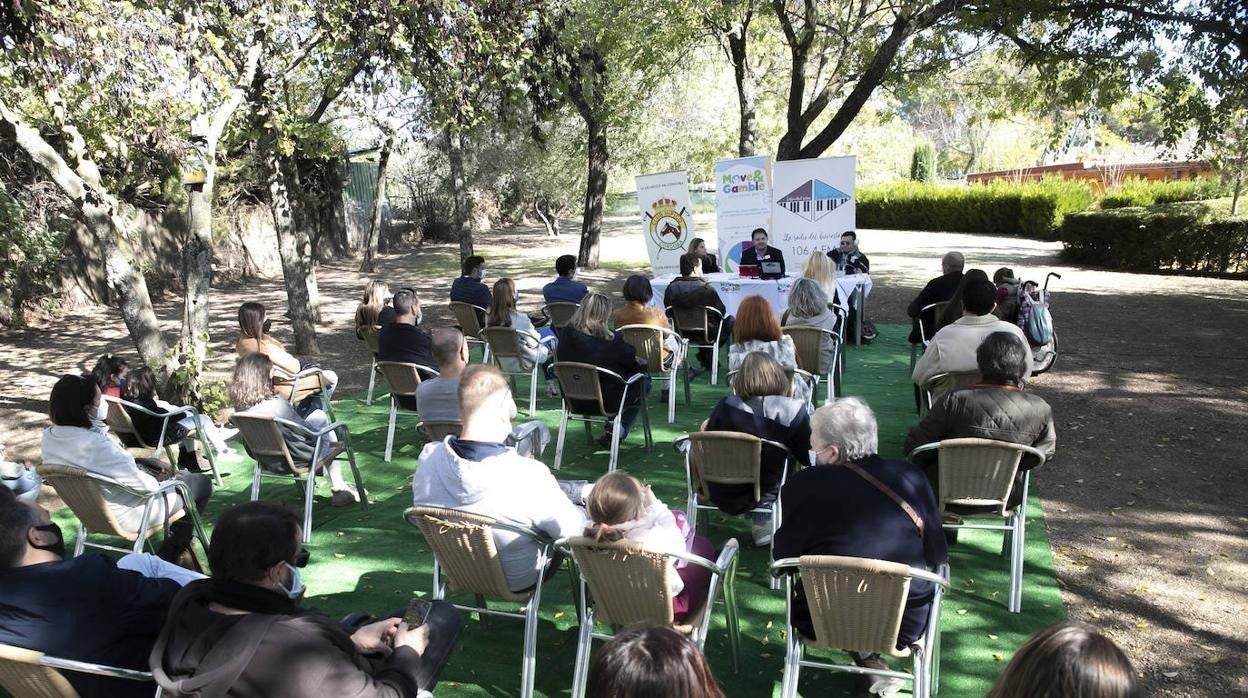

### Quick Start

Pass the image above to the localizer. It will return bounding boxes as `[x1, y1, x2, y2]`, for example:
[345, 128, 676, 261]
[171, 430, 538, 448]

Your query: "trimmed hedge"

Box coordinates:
[1099, 178, 1230, 209]
[858, 178, 1095, 239]
[1059, 200, 1248, 273]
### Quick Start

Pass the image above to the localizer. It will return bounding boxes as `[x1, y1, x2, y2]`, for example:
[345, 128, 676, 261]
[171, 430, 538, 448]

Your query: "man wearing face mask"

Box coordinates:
[0, 486, 199, 698]
[150, 501, 463, 697]
[378, 289, 437, 411]
[542, 254, 589, 304]
[450, 255, 492, 326]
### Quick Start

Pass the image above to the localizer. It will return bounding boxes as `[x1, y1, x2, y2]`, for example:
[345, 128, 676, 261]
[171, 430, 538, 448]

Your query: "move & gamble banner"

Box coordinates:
[714, 155, 772, 272]
[770, 155, 856, 272]
[635, 170, 696, 277]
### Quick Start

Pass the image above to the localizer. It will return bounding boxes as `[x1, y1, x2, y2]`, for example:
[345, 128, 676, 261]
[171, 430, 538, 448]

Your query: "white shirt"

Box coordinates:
[912, 314, 1033, 387]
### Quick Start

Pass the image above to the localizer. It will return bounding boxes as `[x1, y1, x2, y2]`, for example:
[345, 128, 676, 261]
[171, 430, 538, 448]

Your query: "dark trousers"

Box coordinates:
[616, 377, 652, 437]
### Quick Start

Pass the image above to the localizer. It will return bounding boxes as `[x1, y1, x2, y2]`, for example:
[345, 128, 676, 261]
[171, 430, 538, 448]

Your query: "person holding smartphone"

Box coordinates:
[150, 502, 463, 698]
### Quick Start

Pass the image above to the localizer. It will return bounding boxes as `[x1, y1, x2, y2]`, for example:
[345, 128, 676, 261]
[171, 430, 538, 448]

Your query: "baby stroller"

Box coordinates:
[1017, 272, 1061, 375]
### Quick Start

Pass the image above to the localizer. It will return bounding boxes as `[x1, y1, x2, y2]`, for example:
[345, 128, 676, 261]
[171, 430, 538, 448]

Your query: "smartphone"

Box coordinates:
[403, 598, 433, 629]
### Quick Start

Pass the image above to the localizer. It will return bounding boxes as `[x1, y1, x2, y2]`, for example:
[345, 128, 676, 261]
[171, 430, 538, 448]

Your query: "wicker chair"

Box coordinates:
[665, 305, 726, 385]
[920, 370, 981, 414]
[910, 301, 949, 370]
[270, 365, 336, 422]
[230, 412, 365, 542]
[405, 506, 567, 698]
[35, 464, 207, 559]
[558, 536, 742, 697]
[909, 438, 1045, 613]
[102, 397, 221, 485]
[617, 324, 690, 423]
[420, 420, 462, 442]
[725, 366, 818, 408]
[0, 642, 162, 698]
[551, 362, 652, 472]
[449, 302, 490, 362]
[360, 325, 384, 405]
[770, 556, 951, 698]
[675, 432, 794, 589]
[543, 302, 580, 329]
[481, 327, 554, 416]
[375, 361, 438, 462]
[782, 325, 843, 403]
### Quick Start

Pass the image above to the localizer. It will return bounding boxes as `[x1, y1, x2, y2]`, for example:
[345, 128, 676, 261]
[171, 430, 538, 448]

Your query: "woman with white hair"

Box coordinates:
[782, 277, 841, 375]
[772, 397, 947, 695]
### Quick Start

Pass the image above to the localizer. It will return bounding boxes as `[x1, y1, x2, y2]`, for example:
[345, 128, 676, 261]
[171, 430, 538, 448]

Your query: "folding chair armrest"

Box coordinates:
[712, 537, 739, 574]
[672, 435, 691, 454]
[495, 520, 555, 545]
[270, 416, 349, 439]
[622, 371, 649, 386]
[907, 565, 951, 590]
[117, 399, 195, 421]
[906, 442, 942, 461]
[539, 335, 558, 347]
[414, 364, 440, 380]
[758, 438, 795, 459]
[37, 656, 154, 682]
[769, 558, 801, 578]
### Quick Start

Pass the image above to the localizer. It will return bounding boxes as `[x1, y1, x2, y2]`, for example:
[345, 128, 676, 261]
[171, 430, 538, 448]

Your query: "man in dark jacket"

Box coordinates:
[827, 230, 870, 274]
[664, 253, 732, 376]
[739, 228, 786, 276]
[379, 289, 436, 410]
[903, 331, 1056, 509]
[906, 251, 965, 343]
[0, 487, 196, 698]
[150, 501, 463, 698]
[542, 254, 589, 304]
[449, 255, 491, 325]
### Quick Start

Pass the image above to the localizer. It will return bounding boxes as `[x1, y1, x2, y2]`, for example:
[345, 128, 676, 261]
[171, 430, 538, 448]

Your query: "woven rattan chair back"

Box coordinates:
[230, 412, 301, 474]
[619, 326, 665, 373]
[421, 420, 462, 442]
[937, 438, 1028, 515]
[102, 396, 146, 444]
[35, 464, 177, 541]
[544, 303, 579, 329]
[449, 302, 485, 337]
[687, 431, 763, 503]
[782, 326, 825, 374]
[918, 302, 949, 344]
[482, 327, 527, 362]
[925, 370, 980, 406]
[566, 537, 676, 627]
[0, 644, 78, 698]
[405, 506, 528, 601]
[670, 306, 710, 339]
[553, 363, 611, 416]
[376, 362, 425, 397]
[361, 325, 382, 354]
[798, 555, 914, 657]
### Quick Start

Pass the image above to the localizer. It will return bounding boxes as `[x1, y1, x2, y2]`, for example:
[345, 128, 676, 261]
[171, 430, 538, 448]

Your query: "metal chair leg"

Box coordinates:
[302, 470, 316, 543]
[366, 358, 377, 405]
[384, 399, 398, 462]
[608, 415, 623, 472]
[528, 367, 538, 415]
[553, 408, 570, 470]
[570, 609, 595, 698]
[520, 583, 543, 698]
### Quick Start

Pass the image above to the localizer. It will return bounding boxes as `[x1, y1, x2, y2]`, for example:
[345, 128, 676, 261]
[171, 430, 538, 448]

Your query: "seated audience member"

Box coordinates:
[378, 288, 436, 411]
[122, 366, 236, 464]
[487, 278, 554, 382]
[0, 440, 41, 503]
[800, 252, 843, 310]
[912, 277, 1033, 389]
[0, 487, 200, 698]
[355, 279, 396, 339]
[904, 332, 1056, 509]
[705, 352, 811, 545]
[773, 398, 947, 694]
[586, 625, 726, 698]
[728, 295, 810, 404]
[150, 501, 464, 698]
[688, 237, 720, 274]
[91, 353, 129, 398]
[827, 230, 870, 274]
[907, 251, 965, 343]
[585, 471, 715, 623]
[418, 327, 551, 458]
[934, 268, 990, 334]
[542, 254, 589, 304]
[986, 622, 1140, 698]
[557, 292, 651, 448]
[41, 374, 212, 564]
[229, 354, 359, 506]
[411, 365, 586, 592]
[612, 275, 673, 367]
[236, 301, 338, 415]
[992, 267, 1021, 323]
[782, 278, 840, 375]
[450, 255, 492, 325]
[664, 253, 732, 379]
[739, 228, 785, 276]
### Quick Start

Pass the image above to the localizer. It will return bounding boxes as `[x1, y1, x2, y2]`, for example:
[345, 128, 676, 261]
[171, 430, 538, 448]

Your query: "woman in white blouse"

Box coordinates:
[727, 295, 812, 404]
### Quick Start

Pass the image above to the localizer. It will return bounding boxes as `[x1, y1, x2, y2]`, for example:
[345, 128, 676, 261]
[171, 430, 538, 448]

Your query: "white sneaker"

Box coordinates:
[217, 427, 239, 441]
[869, 677, 905, 696]
[751, 523, 773, 547]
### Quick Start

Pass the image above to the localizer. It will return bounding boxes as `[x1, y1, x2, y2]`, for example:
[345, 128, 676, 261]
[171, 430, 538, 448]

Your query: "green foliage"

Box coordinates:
[858, 178, 1096, 239]
[910, 141, 936, 182]
[1059, 199, 1248, 273]
[1100, 178, 1230, 209]
[0, 189, 66, 323]
[197, 380, 232, 423]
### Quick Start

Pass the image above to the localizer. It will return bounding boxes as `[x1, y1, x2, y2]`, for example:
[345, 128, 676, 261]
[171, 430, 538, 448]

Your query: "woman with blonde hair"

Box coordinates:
[987, 622, 1140, 698]
[728, 295, 810, 404]
[800, 252, 840, 307]
[235, 302, 338, 416]
[353, 279, 394, 337]
[556, 292, 650, 447]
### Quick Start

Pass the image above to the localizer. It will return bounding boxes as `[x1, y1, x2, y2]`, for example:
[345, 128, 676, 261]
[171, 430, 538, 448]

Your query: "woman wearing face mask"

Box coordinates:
[39, 374, 213, 565]
[150, 501, 465, 698]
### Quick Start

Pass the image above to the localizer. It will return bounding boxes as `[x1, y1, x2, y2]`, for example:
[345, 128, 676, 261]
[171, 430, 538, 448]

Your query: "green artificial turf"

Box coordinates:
[54, 323, 1064, 697]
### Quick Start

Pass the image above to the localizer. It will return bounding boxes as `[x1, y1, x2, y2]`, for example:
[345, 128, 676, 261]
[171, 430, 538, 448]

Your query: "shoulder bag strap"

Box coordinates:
[843, 462, 925, 542]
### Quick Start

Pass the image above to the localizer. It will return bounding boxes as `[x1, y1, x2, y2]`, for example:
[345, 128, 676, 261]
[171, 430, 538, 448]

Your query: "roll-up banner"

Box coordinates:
[635, 170, 696, 277]
[770, 155, 856, 272]
[714, 155, 772, 272]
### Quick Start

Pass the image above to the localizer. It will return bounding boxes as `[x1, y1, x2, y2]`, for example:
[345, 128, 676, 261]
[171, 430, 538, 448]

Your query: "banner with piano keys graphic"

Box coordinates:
[635, 170, 696, 277]
[770, 155, 856, 272]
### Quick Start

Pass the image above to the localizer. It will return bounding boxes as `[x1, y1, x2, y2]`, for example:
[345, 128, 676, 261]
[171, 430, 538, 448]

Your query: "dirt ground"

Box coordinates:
[1, 219, 1245, 696]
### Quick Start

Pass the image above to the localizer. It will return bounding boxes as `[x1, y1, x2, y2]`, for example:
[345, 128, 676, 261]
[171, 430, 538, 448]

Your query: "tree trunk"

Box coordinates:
[179, 180, 213, 400]
[534, 196, 559, 236]
[727, 29, 757, 157]
[265, 146, 320, 354]
[578, 118, 608, 269]
[1232, 167, 1243, 216]
[361, 124, 396, 273]
[448, 127, 473, 259]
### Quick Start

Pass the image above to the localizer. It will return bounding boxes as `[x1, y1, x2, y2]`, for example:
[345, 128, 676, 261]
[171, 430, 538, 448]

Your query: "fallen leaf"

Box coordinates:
[956, 608, 968, 615]
[553, 611, 564, 619]
[1136, 621, 1149, 628]
[1105, 536, 1117, 542]
[987, 633, 999, 640]
[1161, 672, 1179, 678]
[334, 553, 346, 559]
[1087, 609, 1101, 619]
[992, 653, 1004, 662]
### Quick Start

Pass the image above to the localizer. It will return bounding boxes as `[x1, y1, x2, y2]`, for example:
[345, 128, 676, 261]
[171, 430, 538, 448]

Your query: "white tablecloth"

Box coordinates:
[650, 272, 872, 318]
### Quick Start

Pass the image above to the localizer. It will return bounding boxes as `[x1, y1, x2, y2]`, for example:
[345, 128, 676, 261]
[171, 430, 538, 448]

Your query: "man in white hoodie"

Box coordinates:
[411, 364, 586, 592]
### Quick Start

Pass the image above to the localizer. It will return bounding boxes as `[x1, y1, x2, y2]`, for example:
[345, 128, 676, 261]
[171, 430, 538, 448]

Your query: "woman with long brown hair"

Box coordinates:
[586, 625, 725, 698]
[728, 295, 809, 404]
[987, 622, 1140, 698]
[486, 278, 554, 384]
[235, 302, 338, 417]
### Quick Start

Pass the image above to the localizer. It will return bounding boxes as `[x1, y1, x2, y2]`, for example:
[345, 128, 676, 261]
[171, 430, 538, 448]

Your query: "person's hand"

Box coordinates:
[393, 621, 432, 656]
[636, 357, 649, 368]
[351, 617, 401, 656]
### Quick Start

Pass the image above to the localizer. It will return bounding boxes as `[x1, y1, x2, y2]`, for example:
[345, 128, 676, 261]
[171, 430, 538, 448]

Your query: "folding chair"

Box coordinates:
[230, 412, 366, 542]
[360, 325, 384, 405]
[482, 327, 554, 416]
[551, 362, 652, 472]
[35, 464, 208, 559]
[908, 438, 1045, 613]
[543, 302, 580, 329]
[558, 536, 742, 698]
[920, 370, 981, 415]
[675, 432, 794, 589]
[405, 506, 568, 698]
[449, 301, 490, 363]
[770, 556, 951, 698]
[0, 642, 163, 698]
[911, 301, 949, 370]
[782, 326, 843, 403]
[271, 365, 337, 422]
[617, 324, 689, 423]
[375, 361, 439, 462]
[102, 397, 221, 485]
[666, 305, 726, 385]
[420, 420, 462, 442]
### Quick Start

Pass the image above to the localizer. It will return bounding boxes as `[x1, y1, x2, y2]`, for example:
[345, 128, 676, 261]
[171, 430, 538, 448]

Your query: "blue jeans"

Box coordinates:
[616, 376, 652, 438]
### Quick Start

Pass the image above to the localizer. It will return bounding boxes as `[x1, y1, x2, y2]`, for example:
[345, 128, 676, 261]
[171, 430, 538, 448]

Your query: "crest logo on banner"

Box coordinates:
[777, 179, 851, 222]
[635, 170, 695, 276]
[645, 197, 690, 251]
